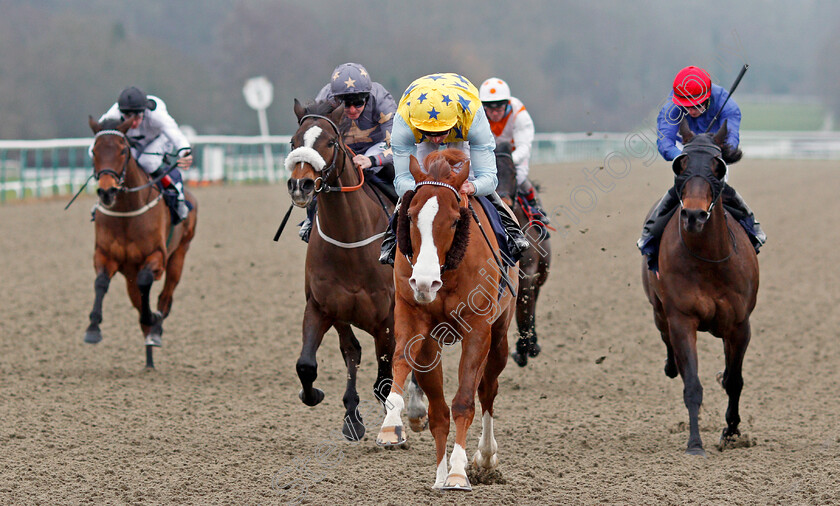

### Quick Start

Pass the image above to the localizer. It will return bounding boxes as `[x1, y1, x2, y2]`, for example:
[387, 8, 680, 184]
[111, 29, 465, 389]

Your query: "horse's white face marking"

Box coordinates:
[285, 125, 327, 172]
[303, 125, 322, 148]
[409, 196, 442, 303]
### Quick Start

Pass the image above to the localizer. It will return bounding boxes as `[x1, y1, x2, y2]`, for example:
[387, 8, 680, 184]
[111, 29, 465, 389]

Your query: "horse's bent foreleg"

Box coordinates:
[157, 236, 192, 319]
[335, 323, 364, 441]
[512, 275, 538, 367]
[669, 317, 704, 456]
[653, 298, 677, 378]
[720, 320, 751, 445]
[296, 301, 332, 407]
[85, 268, 113, 344]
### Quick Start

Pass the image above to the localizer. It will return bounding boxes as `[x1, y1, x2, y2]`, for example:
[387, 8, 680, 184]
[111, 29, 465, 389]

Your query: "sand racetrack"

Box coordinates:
[2, 158, 839, 505]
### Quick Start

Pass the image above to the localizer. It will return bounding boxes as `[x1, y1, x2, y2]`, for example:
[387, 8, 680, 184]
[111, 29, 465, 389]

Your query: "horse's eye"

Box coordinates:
[451, 219, 458, 229]
[327, 140, 336, 147]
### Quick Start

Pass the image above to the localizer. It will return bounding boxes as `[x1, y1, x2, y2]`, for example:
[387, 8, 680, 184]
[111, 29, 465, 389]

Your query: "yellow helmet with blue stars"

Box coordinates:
[398, 73, 480, 135]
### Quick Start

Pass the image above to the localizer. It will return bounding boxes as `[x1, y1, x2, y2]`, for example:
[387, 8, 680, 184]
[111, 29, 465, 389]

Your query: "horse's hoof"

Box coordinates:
[145, 333, 162, 347]
[84, 329, 103, 344]
[408, 415, 429, 433]
[376, 425, 406, 446]
[298, 388, 324, 407]
[472, 450, 499, 470]
[685, 446, 707, 457]
[442, 472, 472, 491]
[511, 351, 528, 367]
[664, 359, 678, 378]
[342, 419, 366, 441]
[528, 342, 541, 357]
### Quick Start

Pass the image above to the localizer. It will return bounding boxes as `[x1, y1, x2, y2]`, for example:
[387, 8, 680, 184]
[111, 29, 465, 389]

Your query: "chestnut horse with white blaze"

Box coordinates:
[642, 119, 759, 456]
[376, 149, 518, 491]
[85, 117, 197, 369]
[286, 100, 395, 441]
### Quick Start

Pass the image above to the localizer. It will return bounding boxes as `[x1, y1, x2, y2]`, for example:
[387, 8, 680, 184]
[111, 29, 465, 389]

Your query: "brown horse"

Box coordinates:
[85, 117, 198, 369]
[642, 119, 759, 456]
[495, 142, 551, 367]
[376, 149, 518, 491]
[286, 100, 395, 441]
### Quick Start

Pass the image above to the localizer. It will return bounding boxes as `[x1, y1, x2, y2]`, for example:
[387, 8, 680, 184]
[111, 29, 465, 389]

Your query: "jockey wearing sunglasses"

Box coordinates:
[296, 63, 398, 242]
[638, 65, 766, 271]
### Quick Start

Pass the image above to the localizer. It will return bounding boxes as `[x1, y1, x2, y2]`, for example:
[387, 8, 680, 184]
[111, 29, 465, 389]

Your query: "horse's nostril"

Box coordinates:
[430, 280, 442, 292]
[409, 278, 417, 291]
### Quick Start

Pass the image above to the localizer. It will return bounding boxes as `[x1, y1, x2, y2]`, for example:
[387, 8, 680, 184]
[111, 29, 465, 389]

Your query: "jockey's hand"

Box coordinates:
[177, 153, 193, 170]
[721, 144, 743, 164]
[459, 181, 476, 196]
[352, 154, 372, 170]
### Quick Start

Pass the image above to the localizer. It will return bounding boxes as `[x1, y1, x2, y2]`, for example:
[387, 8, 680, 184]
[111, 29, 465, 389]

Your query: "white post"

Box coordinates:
[243, 76, 277, 183]
[257, 108, 275, 182]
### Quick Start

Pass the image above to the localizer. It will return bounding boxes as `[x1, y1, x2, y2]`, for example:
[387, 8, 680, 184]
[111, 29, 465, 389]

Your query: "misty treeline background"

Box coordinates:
[2, 0, 839, 139]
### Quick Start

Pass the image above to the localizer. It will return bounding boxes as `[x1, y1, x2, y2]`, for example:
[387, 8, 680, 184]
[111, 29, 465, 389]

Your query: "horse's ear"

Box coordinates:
[117, 116, 133, 134]
[294, 99, 306, 122]
[452, 160, 470, 189]
[713, 119, 728, 147]
[330, 103, 345, 125]
[679, 118, 695, 144]
[409, 155, 427, 182]
[88, 116, 101, 134]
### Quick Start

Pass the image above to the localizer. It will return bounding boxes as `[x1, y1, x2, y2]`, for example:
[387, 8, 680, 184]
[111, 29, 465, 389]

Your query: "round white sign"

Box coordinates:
[243, 76, 274, 110]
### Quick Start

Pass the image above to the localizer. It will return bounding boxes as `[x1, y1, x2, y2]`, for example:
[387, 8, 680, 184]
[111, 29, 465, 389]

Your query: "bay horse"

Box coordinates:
[85, 116, 198, 369]
[495, 142, 551, 367]
[376, 149, 518, 491]
[642, 119, 759, 456]
[286, 100, 395, 441]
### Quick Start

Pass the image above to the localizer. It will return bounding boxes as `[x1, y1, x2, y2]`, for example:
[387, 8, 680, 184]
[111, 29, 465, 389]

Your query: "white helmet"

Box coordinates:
[479, 77, 511, 102]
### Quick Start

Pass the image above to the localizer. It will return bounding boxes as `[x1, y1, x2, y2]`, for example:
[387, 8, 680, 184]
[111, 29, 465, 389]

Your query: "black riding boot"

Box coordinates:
[299, 198, 317, 243]
[488, 191, 531, 257]
[378, 197, 400, 266]
[523, 186, 551, 224]
[722, 185, 766, 253]
[637, 187, 680, 271]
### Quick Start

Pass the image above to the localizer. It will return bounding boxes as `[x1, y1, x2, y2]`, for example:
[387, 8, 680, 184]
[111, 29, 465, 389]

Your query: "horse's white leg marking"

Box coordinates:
[448, 443, 468, 479]
[410, 197, 442, 299]
[433, 449, 449, 489]
[473, 411, 499, 469]
[382, 391, 404, 427]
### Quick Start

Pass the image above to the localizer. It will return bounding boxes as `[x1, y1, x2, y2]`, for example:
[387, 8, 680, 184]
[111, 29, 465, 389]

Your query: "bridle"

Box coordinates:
[92, 130, 131, 190]
[294, 114, 364, 193]
[401, 181, 464, 271]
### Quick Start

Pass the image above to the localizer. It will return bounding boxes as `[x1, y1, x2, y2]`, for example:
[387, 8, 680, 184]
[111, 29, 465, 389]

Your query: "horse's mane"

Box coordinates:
[303, 100, 339, 117]
[99, 118, 123, 130]
[423, 149, 468, 183]
[495, 141, 513, 155]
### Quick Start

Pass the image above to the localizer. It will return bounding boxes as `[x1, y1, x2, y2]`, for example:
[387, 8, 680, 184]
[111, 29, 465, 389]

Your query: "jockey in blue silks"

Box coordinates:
[638, 66, 766, 271]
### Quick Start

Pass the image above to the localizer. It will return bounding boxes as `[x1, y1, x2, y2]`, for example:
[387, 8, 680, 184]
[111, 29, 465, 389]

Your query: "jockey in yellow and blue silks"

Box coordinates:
[379, 73, 530, 265]
[638, 66, 766, 272]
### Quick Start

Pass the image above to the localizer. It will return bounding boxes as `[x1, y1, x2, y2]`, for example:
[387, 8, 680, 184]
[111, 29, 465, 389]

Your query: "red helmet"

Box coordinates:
[672, 66, 711, 107]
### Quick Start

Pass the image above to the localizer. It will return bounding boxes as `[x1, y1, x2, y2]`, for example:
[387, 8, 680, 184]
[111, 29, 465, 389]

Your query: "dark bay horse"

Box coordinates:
[376, 150, 518, 491]
[86, 117, 198, 369]
[495, 142, 551, 367]
[286, 100, 395, 441]
[642, 119, 759, 456]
